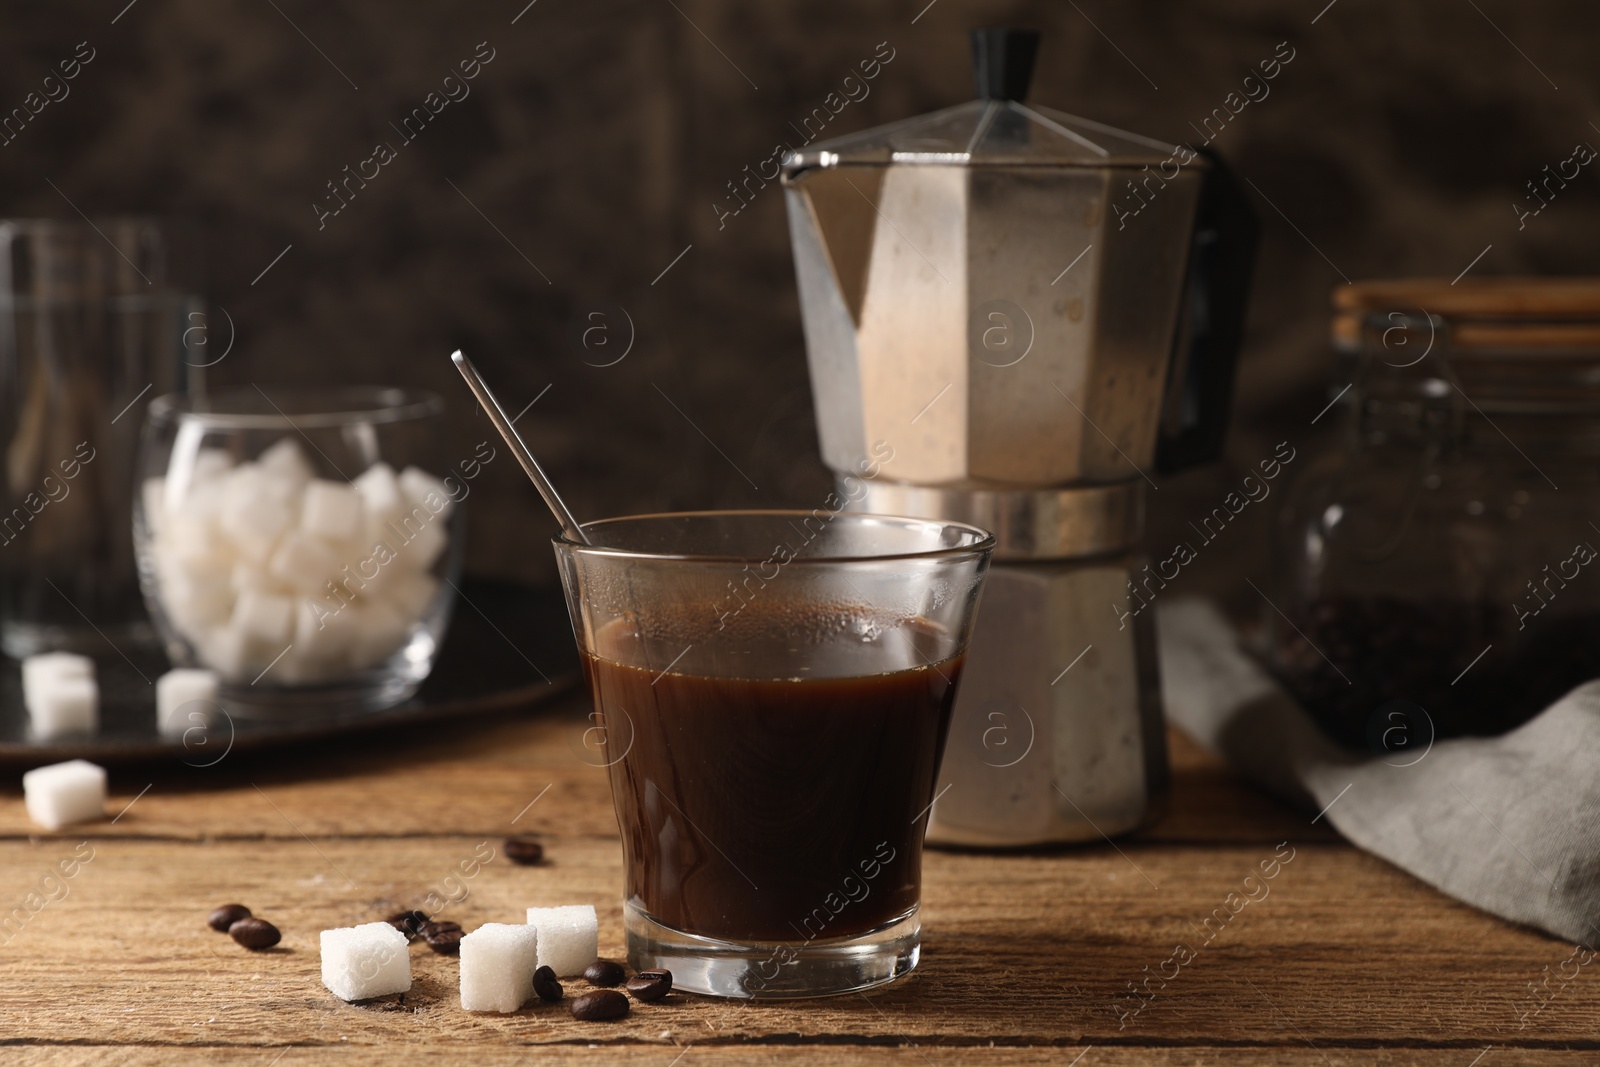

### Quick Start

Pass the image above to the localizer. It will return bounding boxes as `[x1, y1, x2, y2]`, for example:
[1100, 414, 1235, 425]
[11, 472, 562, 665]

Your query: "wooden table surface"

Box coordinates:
[1, 689, 1593, 1066]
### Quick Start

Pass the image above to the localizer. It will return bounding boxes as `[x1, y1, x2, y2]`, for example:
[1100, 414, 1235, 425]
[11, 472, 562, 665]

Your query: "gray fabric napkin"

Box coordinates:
[1158, 598, 1600, 946]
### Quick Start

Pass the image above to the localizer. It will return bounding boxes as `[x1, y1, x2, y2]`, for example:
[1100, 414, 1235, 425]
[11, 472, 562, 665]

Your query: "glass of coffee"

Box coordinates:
[554, 510, 993, 998]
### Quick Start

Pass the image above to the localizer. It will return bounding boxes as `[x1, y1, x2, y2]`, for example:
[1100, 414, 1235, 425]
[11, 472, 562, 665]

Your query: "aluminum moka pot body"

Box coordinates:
[782, 100, 1209, 488]
[784, 29, 1258, 848]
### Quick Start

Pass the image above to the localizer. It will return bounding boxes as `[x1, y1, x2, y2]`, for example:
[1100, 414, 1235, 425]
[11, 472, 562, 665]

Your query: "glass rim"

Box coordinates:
[554, 509, 996, 565]
[0, 215, 185, 232]
[147, 386, 445, 430]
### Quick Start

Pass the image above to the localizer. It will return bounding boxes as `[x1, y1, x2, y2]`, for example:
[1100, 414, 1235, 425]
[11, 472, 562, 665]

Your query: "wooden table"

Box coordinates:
[1, 690, 1593, 1065]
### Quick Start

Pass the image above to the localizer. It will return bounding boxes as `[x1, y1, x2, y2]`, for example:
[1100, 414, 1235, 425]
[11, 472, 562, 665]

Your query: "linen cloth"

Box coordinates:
[1159, 598, 1600, 946]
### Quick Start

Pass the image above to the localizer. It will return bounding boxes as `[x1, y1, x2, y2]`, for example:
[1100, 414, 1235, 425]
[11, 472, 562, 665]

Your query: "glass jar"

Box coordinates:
[0, 218, 200, 657]
[134, 387, 465, 714]
[1272, 279, 1600, 746]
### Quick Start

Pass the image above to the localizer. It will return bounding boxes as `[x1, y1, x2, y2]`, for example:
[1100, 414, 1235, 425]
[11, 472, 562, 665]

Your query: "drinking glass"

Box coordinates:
[0, 218, 200, 657]
[134, 387, 464, 715]
[554, 510, 993, 998]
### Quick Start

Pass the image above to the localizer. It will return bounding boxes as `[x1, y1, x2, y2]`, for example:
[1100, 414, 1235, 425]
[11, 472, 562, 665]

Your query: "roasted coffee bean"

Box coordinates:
[584, 959, 626, 987]
[385, 910, 430, 939]
[503, 836, 545, 865]
[419, 920, 463, 954]
[569, 989, 629, 1021]
[533, 964, 564, 1002]
[626, 969, 672, 1002]
[208, 903, 252, 933]
[228, 917, 281, 950]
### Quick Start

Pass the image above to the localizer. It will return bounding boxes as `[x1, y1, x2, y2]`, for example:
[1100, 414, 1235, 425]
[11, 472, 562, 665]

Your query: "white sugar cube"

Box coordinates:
[161, 581, 235, 640]
[385, 514, 448, 573]
[231, 588, 294, 645]
[218, 469, 297, 564]
[267, 531, 346, 594]
[460, 923, 539, 1012]
[525, 905, 598, 977]
[200, 625, 264, 682]
[27, 676, 99, 738]
[22, 759, 106, 829]
[354, 462, 405, 525]
[22, 656, 99, 739]
[302, 480, 365, 544]
[22, 652, 92, 695]
[399, 466, 455, 518]
[273, 647, 333, 686]
[258, 437, 315, 487]
[190, 448, 235, 483]
[156, 668, 219, 736]
[294, 597, 362, 663]
[163, 514, 231, 572]
[321, 922, 411, 1002]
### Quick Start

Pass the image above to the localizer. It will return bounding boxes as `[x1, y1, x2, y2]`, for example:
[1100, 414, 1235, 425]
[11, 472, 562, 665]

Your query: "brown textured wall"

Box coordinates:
[4, 0, 1597, 602]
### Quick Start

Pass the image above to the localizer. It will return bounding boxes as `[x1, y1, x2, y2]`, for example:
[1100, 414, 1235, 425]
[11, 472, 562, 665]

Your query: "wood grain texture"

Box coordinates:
[0, 695, 1589, 1063]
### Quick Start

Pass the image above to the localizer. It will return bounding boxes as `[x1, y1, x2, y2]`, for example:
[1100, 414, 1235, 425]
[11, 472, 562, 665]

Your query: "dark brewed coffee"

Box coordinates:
[583, 649, 962, 943]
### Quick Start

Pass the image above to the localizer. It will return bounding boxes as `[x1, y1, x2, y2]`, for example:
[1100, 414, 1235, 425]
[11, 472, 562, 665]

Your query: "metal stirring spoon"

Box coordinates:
[449, 349, 591, 545]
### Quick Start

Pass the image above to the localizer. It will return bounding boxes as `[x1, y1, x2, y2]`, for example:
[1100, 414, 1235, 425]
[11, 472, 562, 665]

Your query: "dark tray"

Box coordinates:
[0, 579, 579, 765]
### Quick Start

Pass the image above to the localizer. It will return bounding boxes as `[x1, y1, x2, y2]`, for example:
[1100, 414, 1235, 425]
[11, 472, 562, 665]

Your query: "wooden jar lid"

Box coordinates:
[1332, 278, 1600, 351]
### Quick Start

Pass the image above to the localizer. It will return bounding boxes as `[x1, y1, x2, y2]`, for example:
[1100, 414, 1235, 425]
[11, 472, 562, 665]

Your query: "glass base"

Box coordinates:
[624, 899, 920, 999]
[3, 619, 157, 659]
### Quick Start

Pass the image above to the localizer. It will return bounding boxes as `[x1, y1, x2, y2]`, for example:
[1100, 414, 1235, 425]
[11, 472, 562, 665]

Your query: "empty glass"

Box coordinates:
[0, 218, 200, 657]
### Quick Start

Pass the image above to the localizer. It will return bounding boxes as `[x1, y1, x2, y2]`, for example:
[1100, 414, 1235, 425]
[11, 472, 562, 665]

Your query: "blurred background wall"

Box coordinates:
[5, 0, 1597, 609]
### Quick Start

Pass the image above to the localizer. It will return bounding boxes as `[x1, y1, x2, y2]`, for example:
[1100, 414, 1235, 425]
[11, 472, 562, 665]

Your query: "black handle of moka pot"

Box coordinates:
[1154, 148, 1260, 472]
[971, 27, 1039, 100]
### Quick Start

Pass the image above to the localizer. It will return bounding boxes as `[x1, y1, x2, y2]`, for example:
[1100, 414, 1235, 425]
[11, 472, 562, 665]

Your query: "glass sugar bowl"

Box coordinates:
[1271, 278, 1600, 747]
[134, 387, 465, 713]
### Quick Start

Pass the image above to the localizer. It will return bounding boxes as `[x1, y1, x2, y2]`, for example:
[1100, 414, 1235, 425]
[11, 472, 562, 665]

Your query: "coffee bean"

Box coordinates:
[626, 969, 672, 1002]
[569, 988, 629, 1021]
[228, 917, 281, 950]
[419, 920, 463, 955]
[503, 836, 545, 865]
[584, 960, 626, 987]
[385, 910, 429, 939]
[533, 964, 563, 1002]
[208, 903, 251, 933]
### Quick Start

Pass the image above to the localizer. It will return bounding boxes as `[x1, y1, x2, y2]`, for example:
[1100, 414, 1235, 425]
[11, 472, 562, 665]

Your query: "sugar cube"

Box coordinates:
[22, 759, 106, 829]
[460, 923, 540, 1012]
[22, 652, 92, 696]
[267, 530, 347, 594]
[354, 462, 405, 524]
[190, 448, 235, 483]
[399, 466, 455, 519]
[257, 437, 315, 487]
[156, 668, 219, 736]
[294, 596, 361, 660]
[231, 588, 295, 645]
[385, 512, 448, 572]
[525, 905, 598, 977]
[302, 480, 365, 544]
[321, 922, 411, 1001]
[218, 470, 296, 564]
[29, 675, 99, 738]
[22, 655, 99, 739]
[161, 582, 235, 641]
[200, 625, 267, 682]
